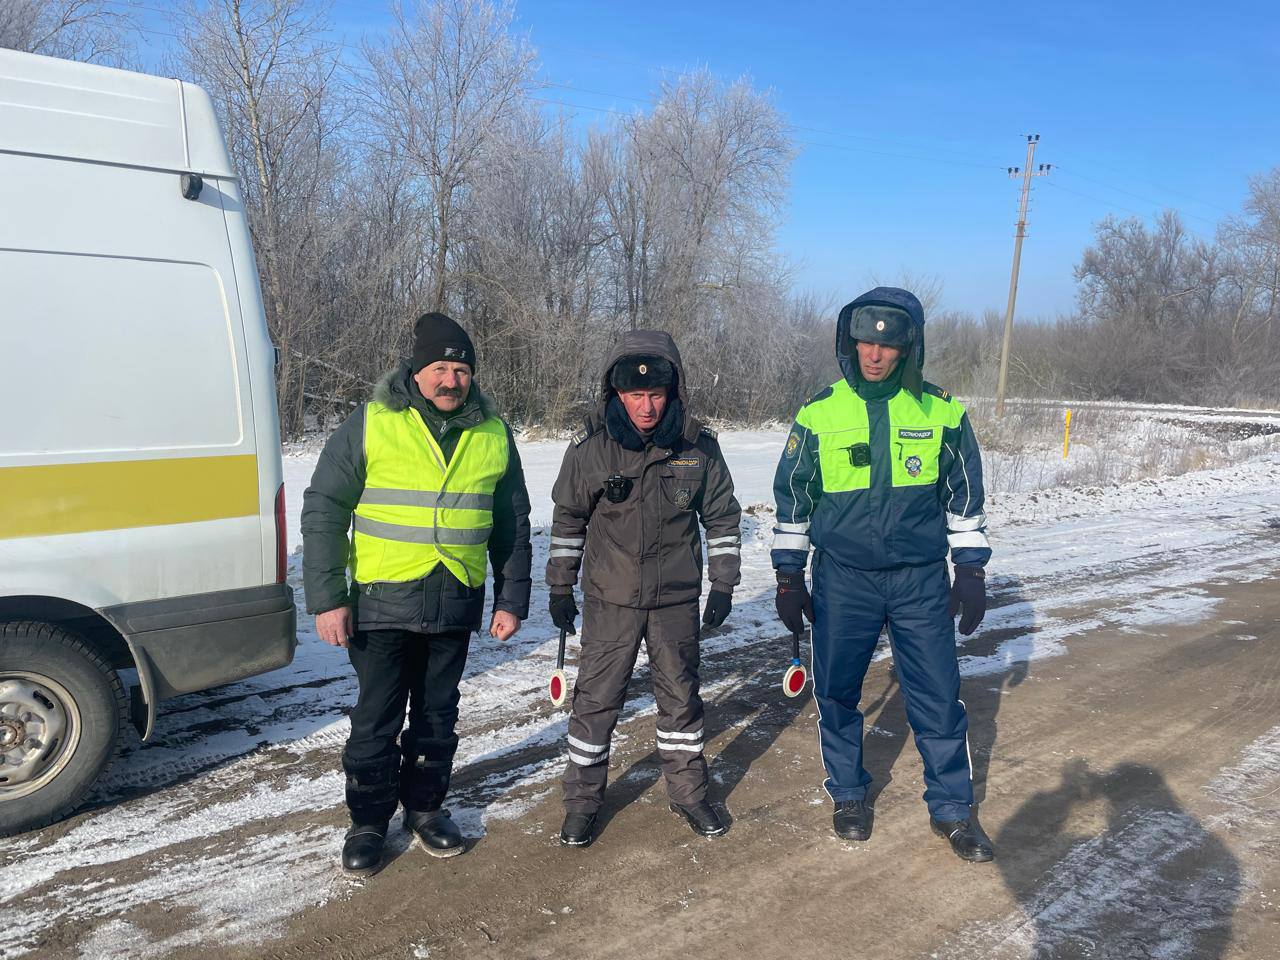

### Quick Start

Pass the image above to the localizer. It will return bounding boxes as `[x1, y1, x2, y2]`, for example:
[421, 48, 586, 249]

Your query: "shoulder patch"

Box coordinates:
[572, 425, 598, 447]
[700, 425, 718, 440]
[923, 382, 952, 402]
[783, 429, 803, 459]
[803, 385, 835, 407]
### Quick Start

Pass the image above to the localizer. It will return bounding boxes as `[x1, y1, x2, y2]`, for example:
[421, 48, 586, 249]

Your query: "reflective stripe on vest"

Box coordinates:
[351, 401, 509, 587]
[796, 380, 965, 492]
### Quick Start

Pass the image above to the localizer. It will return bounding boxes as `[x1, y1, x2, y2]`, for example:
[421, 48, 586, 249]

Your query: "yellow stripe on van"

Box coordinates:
[0, 455, 259, 540]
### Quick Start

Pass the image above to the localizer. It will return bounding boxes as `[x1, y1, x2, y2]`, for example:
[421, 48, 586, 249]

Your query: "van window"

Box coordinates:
[0, 250, 243, 455]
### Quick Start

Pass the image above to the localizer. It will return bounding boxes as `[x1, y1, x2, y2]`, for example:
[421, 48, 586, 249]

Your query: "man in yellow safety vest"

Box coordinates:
[302, 312, 531, 877]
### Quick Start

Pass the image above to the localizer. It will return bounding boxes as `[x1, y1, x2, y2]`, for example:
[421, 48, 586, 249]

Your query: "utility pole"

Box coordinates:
[995, 134, 1051, 417]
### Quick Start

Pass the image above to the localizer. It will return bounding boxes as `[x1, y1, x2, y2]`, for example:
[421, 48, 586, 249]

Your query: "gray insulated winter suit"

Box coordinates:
[547, 331, 742, 812]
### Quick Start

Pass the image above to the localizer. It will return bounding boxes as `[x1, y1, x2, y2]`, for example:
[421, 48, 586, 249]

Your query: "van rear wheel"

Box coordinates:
[0, 621, 127, 837]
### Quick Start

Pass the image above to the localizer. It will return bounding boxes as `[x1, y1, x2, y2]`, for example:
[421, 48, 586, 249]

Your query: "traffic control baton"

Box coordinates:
[549, 627, 569, 707]
[782, 630, 808, 698]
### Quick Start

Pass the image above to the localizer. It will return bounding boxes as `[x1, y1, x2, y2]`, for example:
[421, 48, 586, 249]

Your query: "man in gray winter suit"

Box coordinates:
[547, 330, 742, 846]
[302, 312, 531, 876]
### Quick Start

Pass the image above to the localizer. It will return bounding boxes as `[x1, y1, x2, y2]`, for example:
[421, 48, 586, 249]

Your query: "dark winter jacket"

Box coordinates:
[546, 331, 743, 609]
[771, 288, 991, 574]
[301, 364, 532, 633]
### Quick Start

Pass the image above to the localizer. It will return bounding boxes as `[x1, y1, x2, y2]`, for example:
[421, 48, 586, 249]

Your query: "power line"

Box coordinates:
[106, 0, 1238, 225]
[1054, 167, 1219, 224]
[1040, 179, 1155, 219]
[1050, 148, 1229, 215]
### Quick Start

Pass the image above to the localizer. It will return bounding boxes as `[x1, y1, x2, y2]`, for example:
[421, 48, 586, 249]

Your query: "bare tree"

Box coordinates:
[170, 0, 345, 436]
[363, 0, 535, 314]
[1221, 168, 1280, 338]
[642, 69, 792, 339]
[0, 0, 135, 64]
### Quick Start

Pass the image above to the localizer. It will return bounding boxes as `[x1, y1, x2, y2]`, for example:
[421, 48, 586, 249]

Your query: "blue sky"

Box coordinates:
[135, 0, 1279, 318]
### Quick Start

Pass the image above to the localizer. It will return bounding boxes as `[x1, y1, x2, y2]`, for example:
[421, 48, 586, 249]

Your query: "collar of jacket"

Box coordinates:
[605, 394, 685, 451]
[372, 362, 496, 437]
[850, 358, 906, 402]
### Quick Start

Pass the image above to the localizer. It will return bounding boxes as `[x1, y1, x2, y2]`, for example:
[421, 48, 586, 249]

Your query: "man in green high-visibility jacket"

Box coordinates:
[302, 312, 531, 877]
[771, 286, 995, 862]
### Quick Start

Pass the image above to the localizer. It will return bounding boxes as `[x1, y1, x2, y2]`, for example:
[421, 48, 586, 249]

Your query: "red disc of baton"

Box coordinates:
[783, 663, 807, 698]
[549, 669, 568, 707]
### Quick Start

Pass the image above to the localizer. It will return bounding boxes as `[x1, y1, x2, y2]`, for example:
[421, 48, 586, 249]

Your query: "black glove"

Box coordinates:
[548, 590, 578, 635]
[948, 565, 987, 636]
[702, 588, 732, 628]
[775, 571, 813, 635]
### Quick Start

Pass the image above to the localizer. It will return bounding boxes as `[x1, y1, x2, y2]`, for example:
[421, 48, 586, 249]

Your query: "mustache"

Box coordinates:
[434, 386, 465, 398]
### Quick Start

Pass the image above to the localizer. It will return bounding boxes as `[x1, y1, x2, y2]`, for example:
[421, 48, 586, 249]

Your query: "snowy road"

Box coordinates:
[4, 430, 1280, 959]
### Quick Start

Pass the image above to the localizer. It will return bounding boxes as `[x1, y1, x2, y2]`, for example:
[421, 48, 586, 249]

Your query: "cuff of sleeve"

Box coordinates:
[493, 600, 526, 619]
[549, 584, 575, 596]
[308, 600, 351, 616]
[710, 581, 735, 595]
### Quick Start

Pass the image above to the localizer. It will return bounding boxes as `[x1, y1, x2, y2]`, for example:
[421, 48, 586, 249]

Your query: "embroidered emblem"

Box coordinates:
[443, 346, 468, 359]
[898, 428, 935, 440]
[905, 455, 923, 478]
[674, 488, 692, 508]
[784, 431, 801, 458]
[668, 458, 700, 466]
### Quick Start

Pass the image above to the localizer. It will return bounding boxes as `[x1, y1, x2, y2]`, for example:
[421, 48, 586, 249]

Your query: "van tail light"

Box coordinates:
[274, 482, 287, 583]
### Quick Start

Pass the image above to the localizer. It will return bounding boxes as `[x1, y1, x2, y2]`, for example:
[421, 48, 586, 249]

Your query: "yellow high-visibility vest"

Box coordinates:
[351, 402, 509, 587]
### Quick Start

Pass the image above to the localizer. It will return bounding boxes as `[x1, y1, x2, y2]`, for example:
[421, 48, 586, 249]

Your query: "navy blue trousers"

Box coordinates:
[811, 554, 972, 820]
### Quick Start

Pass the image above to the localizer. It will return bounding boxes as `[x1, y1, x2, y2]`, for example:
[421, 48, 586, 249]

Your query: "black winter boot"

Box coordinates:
[341, 821, 388, 877]
[560, 811, 597, 847]
[405, 808, 465, 858]
[833, 799, 874, 841]
[930, 816, 995, 862]
[670, 801, 728, 837]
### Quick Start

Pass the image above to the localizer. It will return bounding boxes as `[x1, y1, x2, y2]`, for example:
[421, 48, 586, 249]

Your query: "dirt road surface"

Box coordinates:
[7, 451, 1280, 960]
[15, 545, 1280, 957]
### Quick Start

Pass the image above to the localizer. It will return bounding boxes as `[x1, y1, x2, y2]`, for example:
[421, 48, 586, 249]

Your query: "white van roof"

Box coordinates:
[0, 49, 234, 178]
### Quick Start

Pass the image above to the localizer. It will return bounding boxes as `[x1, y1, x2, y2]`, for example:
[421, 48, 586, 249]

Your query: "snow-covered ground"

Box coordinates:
[5, 413, 1280, 959]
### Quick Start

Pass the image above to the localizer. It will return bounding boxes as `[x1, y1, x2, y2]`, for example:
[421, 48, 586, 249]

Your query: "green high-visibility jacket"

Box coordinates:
[771, 378, 990, 572]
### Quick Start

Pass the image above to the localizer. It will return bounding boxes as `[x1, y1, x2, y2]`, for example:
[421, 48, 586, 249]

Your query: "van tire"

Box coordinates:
[0, 621, 128, 837]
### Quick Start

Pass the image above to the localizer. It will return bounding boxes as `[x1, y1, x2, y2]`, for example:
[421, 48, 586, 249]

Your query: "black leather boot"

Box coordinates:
[670, 800, 728, 837]
[560, 811, 597, 847]
[833, 799, 874, 841]
[930, 816, 995, 862]
[341, 821, 388, 877]
[405, 808, 465, 858]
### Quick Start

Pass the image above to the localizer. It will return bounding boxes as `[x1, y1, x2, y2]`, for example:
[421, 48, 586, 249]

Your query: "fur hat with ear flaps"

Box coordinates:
[836, 286, 926, 400]
[609, 354, 675, 392]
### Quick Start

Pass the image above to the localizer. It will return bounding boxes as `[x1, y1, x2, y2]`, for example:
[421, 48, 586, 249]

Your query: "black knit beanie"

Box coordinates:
[412, 312, 476, 373]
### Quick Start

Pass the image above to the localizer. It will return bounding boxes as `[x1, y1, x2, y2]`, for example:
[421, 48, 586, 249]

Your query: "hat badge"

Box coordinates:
[638, 363, 648, 374]
[876, 320, 886, 331]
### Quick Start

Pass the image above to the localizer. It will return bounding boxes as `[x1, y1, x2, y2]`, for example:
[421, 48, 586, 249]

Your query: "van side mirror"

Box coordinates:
[180, 173, 203, 200]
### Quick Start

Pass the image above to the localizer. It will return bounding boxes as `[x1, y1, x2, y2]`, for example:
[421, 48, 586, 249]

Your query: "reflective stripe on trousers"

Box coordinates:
[563, 596, 707, 813]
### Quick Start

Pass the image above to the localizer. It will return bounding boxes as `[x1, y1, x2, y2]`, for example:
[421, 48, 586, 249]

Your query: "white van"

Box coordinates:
[0, 50, 296, 835]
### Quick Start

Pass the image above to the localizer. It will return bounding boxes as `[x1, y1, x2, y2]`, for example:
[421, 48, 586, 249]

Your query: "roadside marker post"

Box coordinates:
[1063, 408, 1072, 459]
